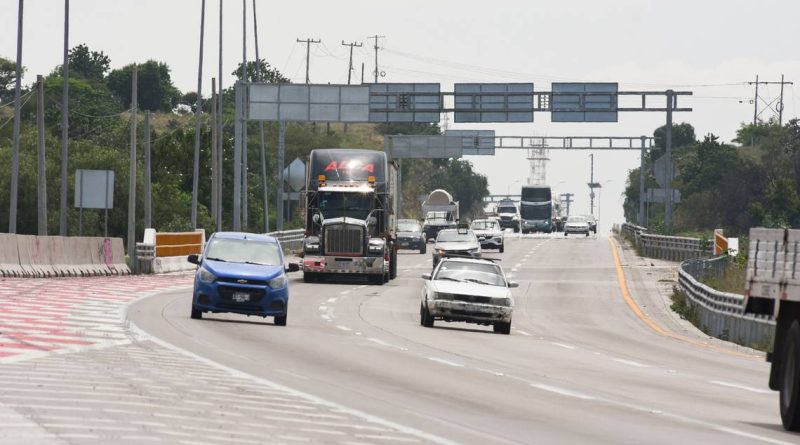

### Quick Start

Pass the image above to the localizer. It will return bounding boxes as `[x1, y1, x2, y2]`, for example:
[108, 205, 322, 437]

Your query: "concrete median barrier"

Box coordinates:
[0, 233, 23, 277]
[104, 238, 130, 275]
[17, 235, 44, 278]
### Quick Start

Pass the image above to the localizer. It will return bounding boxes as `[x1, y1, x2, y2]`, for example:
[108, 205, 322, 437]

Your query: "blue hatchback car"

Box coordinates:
[188, 232, 300, 325]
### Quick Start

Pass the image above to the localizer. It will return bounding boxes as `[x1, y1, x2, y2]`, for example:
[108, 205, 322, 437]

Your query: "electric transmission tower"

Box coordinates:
[748, 74, 793, 125]
[526, 141, 550, 185]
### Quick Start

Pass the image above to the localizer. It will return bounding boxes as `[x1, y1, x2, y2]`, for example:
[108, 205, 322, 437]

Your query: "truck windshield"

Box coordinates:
[497, 206, 516, 214]
[319, 192, 374, 220]
[471, 221, 498, 230]
[398, 222, 421, 232]
[426, 211, 450, 222]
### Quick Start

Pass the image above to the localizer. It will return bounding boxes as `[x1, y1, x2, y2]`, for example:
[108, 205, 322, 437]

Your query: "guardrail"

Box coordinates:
[620, 222, 711, 261]
[677, 256, 774, 349]
[268, 229, 304, 254]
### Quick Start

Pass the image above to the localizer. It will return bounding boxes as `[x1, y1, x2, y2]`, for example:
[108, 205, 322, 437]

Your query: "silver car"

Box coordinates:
[470, 219, 504, 253]
[564, 215, 591, 237]
[420, 257, 518, 334]
[432, 228, 481, 268]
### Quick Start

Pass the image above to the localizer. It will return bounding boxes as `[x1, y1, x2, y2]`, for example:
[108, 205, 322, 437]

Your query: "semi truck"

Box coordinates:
[301, 149, 398, 285]
[744, 228, 800, 430]
[421, 189, 459, 241]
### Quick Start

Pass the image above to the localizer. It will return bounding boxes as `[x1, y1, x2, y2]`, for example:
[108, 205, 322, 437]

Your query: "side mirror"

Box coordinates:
[508, 281, 519, 288]
[312, 213, 322, 224]
[421, 273, 432, 280]
[366, 216, 377, 226]
[285, 263, 301, 273]
[187, 254, 201, 265]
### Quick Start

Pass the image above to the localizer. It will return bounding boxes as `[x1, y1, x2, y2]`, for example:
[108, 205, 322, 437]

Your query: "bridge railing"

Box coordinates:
[677, 255, 774, 349]
[268, 229, 305, 254]
[620, 222, 711, 261]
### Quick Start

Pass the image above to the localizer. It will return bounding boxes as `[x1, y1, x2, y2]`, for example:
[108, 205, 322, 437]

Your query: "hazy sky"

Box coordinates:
[2, 0, 798, 231]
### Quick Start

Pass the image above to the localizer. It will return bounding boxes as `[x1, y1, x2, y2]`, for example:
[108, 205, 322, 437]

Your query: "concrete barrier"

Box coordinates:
[141, 229, 205, 274]
[0, 233, 23, 277]
[17, 235, 43, 278]
[106, 238, 131, 275]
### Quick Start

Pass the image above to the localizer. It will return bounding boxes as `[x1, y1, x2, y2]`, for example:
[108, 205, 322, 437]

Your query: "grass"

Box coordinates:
[670, 286, 700, 326]
[702, 264, 746, 294]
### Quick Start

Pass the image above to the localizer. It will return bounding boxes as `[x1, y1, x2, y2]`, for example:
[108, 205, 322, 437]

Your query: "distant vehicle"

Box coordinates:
[432, 227, 481, 268]
[301, 149, 398, 285]
[422, 190, 459, 240]
[188, 232, 300, 325]
[563, 215, 591, 237]
[520, 185, 554, 233]
[495, 199, 521, 233]
[471, 219, 505, 253]
[744, 228, 800, 430]
[582, 214, 598, 233]
[397, 219, 426, 254]
[419, 256, 518, 334]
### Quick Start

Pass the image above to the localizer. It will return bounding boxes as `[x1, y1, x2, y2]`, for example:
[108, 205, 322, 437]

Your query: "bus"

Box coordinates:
[520, 185, 553, 233]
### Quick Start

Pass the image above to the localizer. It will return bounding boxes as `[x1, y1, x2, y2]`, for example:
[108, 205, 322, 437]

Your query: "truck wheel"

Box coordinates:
[499, 244, 505, 253]
[780, 320, 800, 431]
[513, 225, 520, 233]
[190, 306, 202, 320]
[274, 314, 287, 326]
[420, 303, 434, 328]
[493, 321, 511, 335]
[420, 243, 426, 255]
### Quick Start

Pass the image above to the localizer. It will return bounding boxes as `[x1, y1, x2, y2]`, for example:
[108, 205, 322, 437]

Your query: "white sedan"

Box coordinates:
[470, 219, 505, 253]
[564, 215, 591, 237]
[420, 257, 518, 334]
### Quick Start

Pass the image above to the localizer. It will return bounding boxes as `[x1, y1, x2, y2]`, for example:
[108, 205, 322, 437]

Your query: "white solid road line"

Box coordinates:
[551, 342, 577, 350]
[336, 326, 353, 332]
[708, 380, 772, 394]
[427, 357, 465, 368]
[529, 383, 596, 400]
[612, 358, 651, 368]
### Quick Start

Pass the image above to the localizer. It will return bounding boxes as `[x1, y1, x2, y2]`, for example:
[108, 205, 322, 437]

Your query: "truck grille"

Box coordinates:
[324, 225, 363, 256]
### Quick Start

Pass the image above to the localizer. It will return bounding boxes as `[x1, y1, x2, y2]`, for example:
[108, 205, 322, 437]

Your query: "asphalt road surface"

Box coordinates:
[126, 234, 798, 445]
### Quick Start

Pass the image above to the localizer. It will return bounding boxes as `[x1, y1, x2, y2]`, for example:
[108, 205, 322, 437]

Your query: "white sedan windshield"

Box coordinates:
[435, 261, 506, 286]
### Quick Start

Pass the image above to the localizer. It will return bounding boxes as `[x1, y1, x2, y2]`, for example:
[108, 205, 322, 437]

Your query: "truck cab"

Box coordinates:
[301, 149, 398, 285]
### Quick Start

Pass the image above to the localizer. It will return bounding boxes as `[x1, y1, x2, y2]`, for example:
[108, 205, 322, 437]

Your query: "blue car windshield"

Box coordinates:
[204, 239, 282, 266]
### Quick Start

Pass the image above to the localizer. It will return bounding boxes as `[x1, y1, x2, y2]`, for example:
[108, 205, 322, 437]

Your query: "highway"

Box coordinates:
[123, 234, 796, 445]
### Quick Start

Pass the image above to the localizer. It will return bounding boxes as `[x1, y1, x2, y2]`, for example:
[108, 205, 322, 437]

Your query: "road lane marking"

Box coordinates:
[336, 326, 353, 332]
[427, 357, 464, 368]
[607, 237, 760, 360]
[368, 338, 408, 351]
[318, 306, 327, 311]
[529, 383, 595, 400]
[712, 426, 796, 445]
[708, 380, 771, 394]
[515, 330, 531, 336]
[327, 298, 338, 303]
[551, 342, 576, 350]
[612, 358, 650, 368]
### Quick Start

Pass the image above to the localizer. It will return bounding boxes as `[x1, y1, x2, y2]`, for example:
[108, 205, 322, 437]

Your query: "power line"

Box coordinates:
[341, 40, 363, 85]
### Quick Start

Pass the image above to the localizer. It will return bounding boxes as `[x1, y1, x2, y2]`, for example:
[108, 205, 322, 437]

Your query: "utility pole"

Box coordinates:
[241, 0, 248, 230]
[296, 38, 321, 84]
[252, 0, 269, 233]
[638, 135, 647, 226]
[560, 193, 574, 216]
[36, 75, 47, 236]
[361, 62, 365, 84]
[368, 35, 385, 83]
[233, 81, 243, 231]
[748, 75, 793, 126]
[217, 0, 224, 230]
[589, 154, 595, 216]
[144, 111, 152, 229]
[664, 90, 674, 233]
[210, 78, 219, 232]
[191, 0, 206, 230]
[127, 65, 138, 272]
[341, 40, 363, 84]
[59, 0, 69, 236]
[277, 122, 285, 231]
[9, 0, 24, 234]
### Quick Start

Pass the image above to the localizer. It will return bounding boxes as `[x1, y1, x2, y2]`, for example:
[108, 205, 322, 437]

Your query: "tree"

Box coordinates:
[107, 60, 181, 112]
[0, 56, 23, 104]
[67, 44, 110, 81]
[232, 59, 290, 83]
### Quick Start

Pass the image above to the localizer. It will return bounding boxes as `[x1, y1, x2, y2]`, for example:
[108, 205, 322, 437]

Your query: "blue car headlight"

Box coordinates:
[268, 274, 288, 289]
[198, 266, 216, 283]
